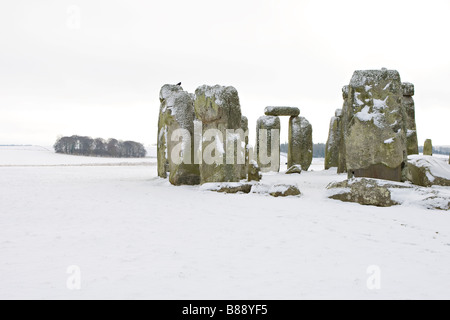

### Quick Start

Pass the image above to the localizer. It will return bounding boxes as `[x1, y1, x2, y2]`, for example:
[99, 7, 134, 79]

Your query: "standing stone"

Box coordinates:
[194, 85, 244, 184]
[345, 69, 407, 182]
[248, 160, 262, 182]
[158, 84, 200, 185]
[338, 86, 349, 174]
[423, 139, 433, 156]
[256, 116, 280, 172]
[240, 116, 249, 179]
[402, 82, 419, 155]
[288, 116, 313, 171]
[325, 109, 343, 170]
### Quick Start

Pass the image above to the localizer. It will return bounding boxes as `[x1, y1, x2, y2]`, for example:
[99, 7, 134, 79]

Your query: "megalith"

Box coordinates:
[423, 139, 433, 156]
[338, 86, 349, 174]
[265, 106, 300, 117]
[194, 85, 245, 184]
[288, 116, 313, 171]
[158, 84, 200, 185]
[345, 69, 407, 182]
[325, 109, 343, 170]
[402, 82, 419, 155]
[256, 116, 280, 172]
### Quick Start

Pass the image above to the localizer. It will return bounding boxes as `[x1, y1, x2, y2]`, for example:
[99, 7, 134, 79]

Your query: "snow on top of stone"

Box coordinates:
[350, 69, 401, 88]
[196, 85, 237, 106]
[258, 115, 279, 127]
[384, 138, 394, 144]
[335, 109, 343, 117]
[408, 155, 450, 181]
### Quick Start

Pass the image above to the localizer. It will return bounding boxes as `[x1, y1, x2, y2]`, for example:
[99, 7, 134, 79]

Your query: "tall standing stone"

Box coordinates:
[338, 86, 349, 174]
[256, 116, 280, 172]
[158, 84, 200, 185]
[345, 69, 407, 182]
[402, 82, 419, 155]
[194, 85, 244, 184]
[288, 116, 313, 171]
[240, 116, 249, 179]
[325, 109, 343, 170]
[423, 139, 433, 156]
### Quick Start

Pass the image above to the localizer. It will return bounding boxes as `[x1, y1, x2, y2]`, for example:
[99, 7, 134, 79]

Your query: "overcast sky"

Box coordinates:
[1, 0, 449, 147]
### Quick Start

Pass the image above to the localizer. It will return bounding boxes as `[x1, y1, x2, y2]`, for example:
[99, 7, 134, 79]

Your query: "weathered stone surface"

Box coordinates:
[288, 116, 313, 171]
[264, 106, 300, 117]
[240, 116, 249, 179]
[200, 182, 253, 194]
[327, 178, 400, 207]
[248, 160, 262, 182]
[286, 165, 302, 174]
[338, 86, 349, 174]
[402, 83, 419, 155]
[402, 82, 415, 96]
[405, 155, 450, 187]
[345, 69, 407, 182]
[269, 184, 301, 197]
[325, 109, 343, 170]
[158, 84, 200, 185]
[423, 139, 433, 156]
[256, 116, 280, 172]
[194, 85, 244, 184]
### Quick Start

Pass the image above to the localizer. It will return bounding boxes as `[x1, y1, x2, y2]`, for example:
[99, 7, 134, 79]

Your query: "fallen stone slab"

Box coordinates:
[264, 106, 300, 117]
[327, 178, 403, 207]
[251, 183, 301, 197]
[286, 165, 302, 174]
[405, 155, 450, 187]
[200, 182, 253, 194]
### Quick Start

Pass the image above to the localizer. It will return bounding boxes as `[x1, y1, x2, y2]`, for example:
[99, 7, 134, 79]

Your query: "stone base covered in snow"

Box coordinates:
[406, 155, 450, 187]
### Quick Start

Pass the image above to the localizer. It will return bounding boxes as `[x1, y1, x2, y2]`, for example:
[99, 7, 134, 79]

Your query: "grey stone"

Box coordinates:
[325, 109, 343, 170]
[423, 139, 433, 156]
[158, 84, 200, 185]
[248, 160, 262, 182]
[402, 83, 419, 155]
[405, 155, 450, 187]
[269, 184, 301, 197]
[345, 69, 407, 182]
[194, 85, 244, 184]
[327, 178, 400, 207]
[265, 106, 300, 117]
[286, 165, 302, 174]
[256, 115, 280, 172]
[338, 86, 349, 174]
[288, 116, 313, 171]
[240, 116, 249, 180]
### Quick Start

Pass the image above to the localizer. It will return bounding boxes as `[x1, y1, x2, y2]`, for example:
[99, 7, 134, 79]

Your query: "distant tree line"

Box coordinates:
[54, 136, 147, 158]
[418, 146, 450, 155]
[280, 143, 326, 158]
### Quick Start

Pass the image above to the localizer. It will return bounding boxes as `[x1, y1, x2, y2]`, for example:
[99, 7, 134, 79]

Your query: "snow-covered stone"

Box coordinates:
[158, 84, 200, 185]
[194, 85, 244, 184]
[264, 106, 300, 117]
[286, 164, 302, 174]
[402, 82, 419, 155]
[256, 116, 280, 173]
[405, 155, 450, 187]
[345, 69, 407, 182]
[288, 116, 313, 171]
[248, 160, 262, 182]
[327, 178, 402, 207]
[325, 109, 343, 170]
[200, 182, 253, 194]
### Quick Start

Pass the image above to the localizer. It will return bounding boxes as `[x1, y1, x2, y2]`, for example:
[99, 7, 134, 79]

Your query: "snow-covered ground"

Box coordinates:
[1, 146, 450, 299]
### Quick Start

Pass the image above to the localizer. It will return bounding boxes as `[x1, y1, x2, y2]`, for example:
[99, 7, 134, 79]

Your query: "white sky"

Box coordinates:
[0, 0, 449, 147]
